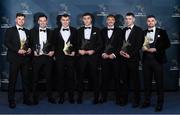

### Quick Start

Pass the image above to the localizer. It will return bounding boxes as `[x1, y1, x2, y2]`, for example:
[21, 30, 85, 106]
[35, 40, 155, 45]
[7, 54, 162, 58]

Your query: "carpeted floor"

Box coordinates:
[0, 91, 180, 114]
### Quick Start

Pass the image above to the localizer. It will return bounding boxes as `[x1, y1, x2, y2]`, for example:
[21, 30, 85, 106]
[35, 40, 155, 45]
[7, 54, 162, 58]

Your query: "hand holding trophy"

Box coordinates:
[63, 41, 73, 55]
[35, 44, 41, 56]
[42, 41, 50, 54]
[18, 38, 28, 55]
[142, 36, 153, 51]
[121, 40, 131, 52]
[20, 38, 28, 50]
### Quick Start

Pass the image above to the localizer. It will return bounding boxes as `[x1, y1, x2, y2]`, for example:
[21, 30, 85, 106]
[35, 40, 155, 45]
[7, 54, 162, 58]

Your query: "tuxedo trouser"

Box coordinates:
[77, 55, 100, 98]
[8, 61, 30, 101]
[101, 58, 121, 99]
[120, 59, 140, 103]
[143, 58, 164, 105]
[55, 56, 75, 98]
[32, 55, 53, 100]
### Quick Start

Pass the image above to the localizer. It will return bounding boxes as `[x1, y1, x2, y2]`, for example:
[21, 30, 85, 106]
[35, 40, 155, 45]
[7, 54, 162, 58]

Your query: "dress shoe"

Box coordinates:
[155, 104, 163, 112]
[132, 102, 140, 108]
[69, 98, 75, 104]
[58, 96, 64, 104]
[23, 99, 33, 105]
[9, 100, 16, 109]
[92, 98, 99, 104]
[48, 97, 56, 104]
[77, 97, 83, 104]
[99, 97, 107, 104]
[141, 100, 151, 108]
[32, 98, 39, 105]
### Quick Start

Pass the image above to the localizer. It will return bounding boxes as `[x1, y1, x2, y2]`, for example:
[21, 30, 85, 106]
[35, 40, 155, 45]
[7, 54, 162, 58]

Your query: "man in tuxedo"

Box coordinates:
[100, 14, 123, 104]
[4, 13, 32, 108]
[77, 13, 102, 104]
[53, 14, 77, 104]
[119, 12, 144, 107]
[141, 15, 170, 112]
[30, 14, 55, 105]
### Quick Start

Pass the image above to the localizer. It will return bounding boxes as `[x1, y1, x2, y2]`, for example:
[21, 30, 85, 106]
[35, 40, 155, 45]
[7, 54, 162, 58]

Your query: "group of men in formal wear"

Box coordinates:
[4, 12, 170, 112]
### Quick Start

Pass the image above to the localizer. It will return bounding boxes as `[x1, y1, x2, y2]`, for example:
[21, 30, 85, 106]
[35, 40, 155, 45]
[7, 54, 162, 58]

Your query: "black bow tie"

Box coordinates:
[63, 28, 69, 31]
[147, 29, 153, 33]
[126, 27, 131, 30]
[84, 27, 91, 29]
[107, 28, 114, 31]
[40, 29, 46, 32]
[18, 28, 24, 31]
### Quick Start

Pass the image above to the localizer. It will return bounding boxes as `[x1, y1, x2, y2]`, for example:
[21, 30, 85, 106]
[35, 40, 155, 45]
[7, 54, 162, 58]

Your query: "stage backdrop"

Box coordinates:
[0, 0, 179, 90]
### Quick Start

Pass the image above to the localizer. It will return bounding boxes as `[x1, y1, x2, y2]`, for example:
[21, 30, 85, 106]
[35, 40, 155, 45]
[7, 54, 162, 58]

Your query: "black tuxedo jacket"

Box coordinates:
[121, 25, 144, 61]
[53, 26, 77, 57]
[30, 27, 54, 55]
[101, 27, 123, 56]
[77, 26, 103, 54]
[143, 28, 170, 63]
[4, 26, 31, 63]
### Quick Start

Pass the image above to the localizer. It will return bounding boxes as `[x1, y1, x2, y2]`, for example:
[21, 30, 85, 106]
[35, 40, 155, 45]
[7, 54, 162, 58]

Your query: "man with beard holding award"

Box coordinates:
[30, 14, 55, 105]
[141, 15, 170, 112]
[77, 13, 102, 104]
[119, 12, 144, 108]
[100, 14, 123, 104]
[5, 13, 32, 108]
[53, 14, 77, 104]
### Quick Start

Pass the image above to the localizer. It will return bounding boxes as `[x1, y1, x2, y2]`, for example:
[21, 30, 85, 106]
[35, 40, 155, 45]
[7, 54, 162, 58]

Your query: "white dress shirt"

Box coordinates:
[146, 26, 156, 44]
[84, 25, 92, 40]
[39, 27, 47, 55]
[107, 26, 114, 39]
[60, 26, 71, 43]
[16, 25, 27, 42]
[125, 25, 134, 41]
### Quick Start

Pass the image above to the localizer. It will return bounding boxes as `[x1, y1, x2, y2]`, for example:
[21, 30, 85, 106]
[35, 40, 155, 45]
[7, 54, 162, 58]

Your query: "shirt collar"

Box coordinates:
[107, 25, 114, 29]
[16, 25, 24, 29]
[39, 27, 47, 30]
[128, 24, 134, 29]
[148, 26, 156, 31]
[84, 24, 92, 28]
[61, 26, 70, 30]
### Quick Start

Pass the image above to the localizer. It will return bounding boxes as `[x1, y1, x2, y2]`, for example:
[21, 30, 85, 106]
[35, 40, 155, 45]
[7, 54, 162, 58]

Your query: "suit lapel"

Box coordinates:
[35, 28, 40, 44]
[154, 28, 159, 44]
[14, 26, 21, 45]
[89, 26, 95, 40]
[66, 27, 72, 43]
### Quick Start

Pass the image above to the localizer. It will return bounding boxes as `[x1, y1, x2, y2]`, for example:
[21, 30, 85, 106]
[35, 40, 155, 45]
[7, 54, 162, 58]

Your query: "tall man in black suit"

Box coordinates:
[119, 12, 144, 107]
[4, 13, 32, 108]
[100, 14, 123, 104]
[30, 14, 55, 105]
[53, 14, 77, 104]
[141, 15, 170, 112]
[77, 13, 102, 104]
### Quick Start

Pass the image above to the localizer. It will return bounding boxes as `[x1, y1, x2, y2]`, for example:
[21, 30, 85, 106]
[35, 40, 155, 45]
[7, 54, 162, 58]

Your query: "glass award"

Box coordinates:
[121, 40, 131, 52]
[63, 41, 73, 54]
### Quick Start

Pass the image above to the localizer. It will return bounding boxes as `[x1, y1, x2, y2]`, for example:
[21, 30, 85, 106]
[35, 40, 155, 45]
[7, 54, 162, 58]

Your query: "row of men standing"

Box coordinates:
[4, 12, 170, 112]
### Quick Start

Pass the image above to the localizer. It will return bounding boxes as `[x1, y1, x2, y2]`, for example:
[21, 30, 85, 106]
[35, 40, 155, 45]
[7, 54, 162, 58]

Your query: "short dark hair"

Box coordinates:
[126, 12, 135, 17]
[82, 12, 94, 19]
[60, 14, 70, 20]
[16, 13, 25, 18]
[147, 15, 156, 19]
[38, 14, 48, 20]
[107, 14, 116, 20]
